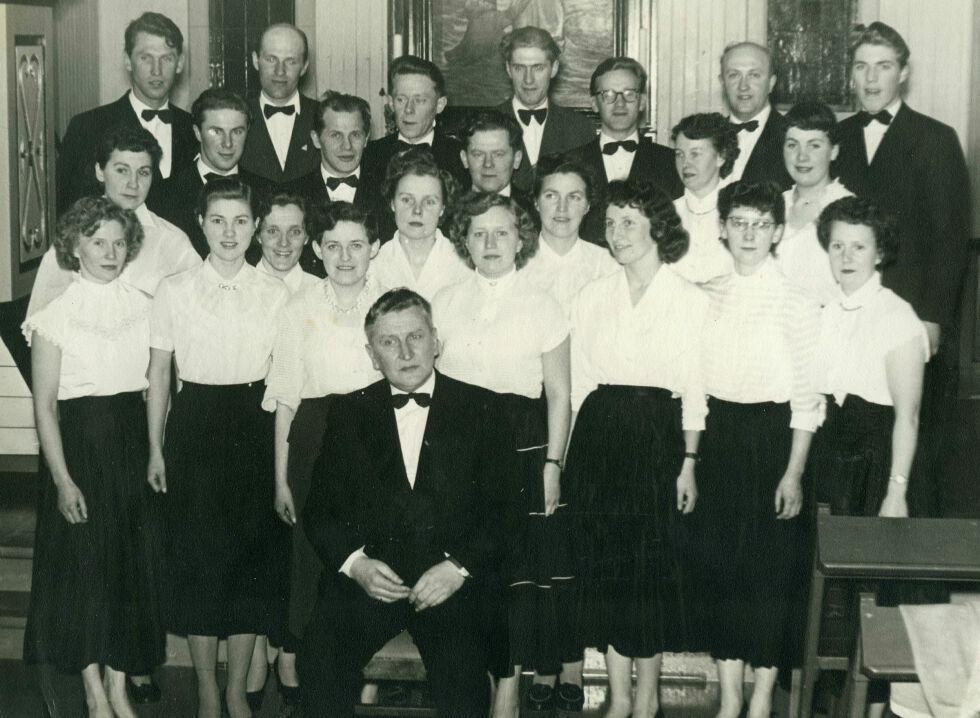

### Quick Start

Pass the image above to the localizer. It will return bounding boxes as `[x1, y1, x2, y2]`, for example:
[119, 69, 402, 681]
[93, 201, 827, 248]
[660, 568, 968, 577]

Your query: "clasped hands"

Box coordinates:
[350, 556, 464, 611]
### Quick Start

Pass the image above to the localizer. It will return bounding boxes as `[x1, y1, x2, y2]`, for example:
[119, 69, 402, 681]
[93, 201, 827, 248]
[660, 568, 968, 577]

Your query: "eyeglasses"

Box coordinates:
[593, 89, 641, 105]
[726, 217, 775, 232]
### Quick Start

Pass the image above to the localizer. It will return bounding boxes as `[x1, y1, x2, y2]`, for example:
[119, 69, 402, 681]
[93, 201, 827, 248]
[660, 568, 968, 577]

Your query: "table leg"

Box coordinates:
[798, 554, 826, 718]
[845, 631, 868, 718]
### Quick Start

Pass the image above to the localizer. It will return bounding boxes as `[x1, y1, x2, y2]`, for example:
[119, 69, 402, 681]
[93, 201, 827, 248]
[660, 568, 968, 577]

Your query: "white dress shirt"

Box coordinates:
[130, 92, 173, 178]
[570, 265, 710, 430]
[196, 156, 239, 183]
[512, 97, 548, 166]
[727, 104, 772, 184]
[599, 130, 639, 182]
[397, 129, 435, 146]
[321, 165, 360, 204]
[671, 188, 734, 284]
[260, 91, 302, 169]
[522, 236, 619, 317]
[256, 258, 320, 295]
[372, 230, 471, 301]
[863, 97, 902, 163]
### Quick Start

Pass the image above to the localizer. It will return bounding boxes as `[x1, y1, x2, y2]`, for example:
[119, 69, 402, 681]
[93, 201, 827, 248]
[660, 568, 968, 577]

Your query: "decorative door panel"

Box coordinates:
[15, 35, 47, 265]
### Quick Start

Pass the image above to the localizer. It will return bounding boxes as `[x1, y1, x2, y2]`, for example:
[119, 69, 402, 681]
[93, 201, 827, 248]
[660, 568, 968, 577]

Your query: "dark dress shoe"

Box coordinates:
[527, 682, 556, 712]
[126, 676, 162, 704]
[246, 689, 265, 713]
[555, 682, 585, 712]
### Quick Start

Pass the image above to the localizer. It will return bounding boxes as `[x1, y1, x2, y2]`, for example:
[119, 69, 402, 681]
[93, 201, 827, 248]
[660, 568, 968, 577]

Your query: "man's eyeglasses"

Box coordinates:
[593, 89, 642, 105]
[726, 217, 775, 232]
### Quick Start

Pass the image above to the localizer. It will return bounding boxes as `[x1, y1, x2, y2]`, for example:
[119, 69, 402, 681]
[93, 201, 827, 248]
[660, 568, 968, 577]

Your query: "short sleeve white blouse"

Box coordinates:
[521, 237, 620, 317]
[372, 230, 471, 301]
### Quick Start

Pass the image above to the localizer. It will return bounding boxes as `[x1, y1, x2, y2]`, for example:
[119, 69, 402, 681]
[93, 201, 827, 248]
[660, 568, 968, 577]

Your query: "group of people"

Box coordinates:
[20, 9, 970, 718]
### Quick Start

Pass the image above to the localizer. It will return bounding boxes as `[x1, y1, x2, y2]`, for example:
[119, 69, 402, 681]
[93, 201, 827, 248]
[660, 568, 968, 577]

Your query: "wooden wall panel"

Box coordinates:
[53, 0, 100, 135]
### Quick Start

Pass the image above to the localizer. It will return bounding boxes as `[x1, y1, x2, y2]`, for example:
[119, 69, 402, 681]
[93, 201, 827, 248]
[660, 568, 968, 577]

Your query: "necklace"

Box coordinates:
[324, 275, 370, 315]
[684, 193, 717, 216]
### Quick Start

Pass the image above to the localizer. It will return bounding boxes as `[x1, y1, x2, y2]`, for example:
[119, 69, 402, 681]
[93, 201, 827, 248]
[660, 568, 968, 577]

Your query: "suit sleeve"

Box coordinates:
[57, 115, 100, 214]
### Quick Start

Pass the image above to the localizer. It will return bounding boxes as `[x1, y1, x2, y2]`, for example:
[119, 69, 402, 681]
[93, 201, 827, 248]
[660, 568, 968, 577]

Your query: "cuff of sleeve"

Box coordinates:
[444, 553, 470, 578]
[789, 410, 822, 433]
[149, 336, 174, 353]
[339, 547, 367, 577]
[261, 392, 299, 413]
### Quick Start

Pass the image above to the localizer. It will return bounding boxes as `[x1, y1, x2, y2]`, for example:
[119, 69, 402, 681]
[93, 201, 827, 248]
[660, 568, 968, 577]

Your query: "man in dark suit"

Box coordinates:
[459, 111, 537, 216]
[719, 42, 793, 189]
[360, 56, 469, 193]
[57, 12, 197, 224]
[564, 57, 683, 245]
[495, 26, 595, 193]
[240, 23, 321, 188]
[299, 288, 516, 718]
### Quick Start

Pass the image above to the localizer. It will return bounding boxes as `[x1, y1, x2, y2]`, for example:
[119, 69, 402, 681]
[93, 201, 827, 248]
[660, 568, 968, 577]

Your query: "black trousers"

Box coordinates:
[298, 574, 490, 718]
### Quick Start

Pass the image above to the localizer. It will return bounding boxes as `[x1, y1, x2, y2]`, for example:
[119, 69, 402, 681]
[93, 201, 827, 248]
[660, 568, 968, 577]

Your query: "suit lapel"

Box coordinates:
[585, 139, 608, 185]
[868, 104, 909, 172]
[365, 381, 412, 491]
[249, 100, 283, 174]
[283, 101, 312, 176]
[412, 373, 451, 494]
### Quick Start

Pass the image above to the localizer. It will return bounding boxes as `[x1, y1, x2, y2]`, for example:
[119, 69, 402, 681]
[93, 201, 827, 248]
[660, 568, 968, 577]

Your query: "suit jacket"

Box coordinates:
[240, 94, 322, 188]
[494, 100, 596, 193]
[287, 167, 394, 245]
[737, 108, 793, 190]
[360, 130, 471, 195]
[837, 104, 971, 325]
[303, 373, 518, 586]
[564, 135, 684, 245]
[56, 91, 198, 222]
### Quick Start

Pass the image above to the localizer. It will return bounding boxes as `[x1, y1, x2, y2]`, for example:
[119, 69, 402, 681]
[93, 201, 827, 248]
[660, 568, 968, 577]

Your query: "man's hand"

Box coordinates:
[349, 557, 411, 603]
[409, 560, 465, 612]
[923, 321, 941, 357]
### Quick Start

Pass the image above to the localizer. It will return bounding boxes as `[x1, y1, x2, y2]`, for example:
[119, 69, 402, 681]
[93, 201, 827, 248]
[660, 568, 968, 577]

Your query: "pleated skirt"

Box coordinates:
[24, 392, 166, 674]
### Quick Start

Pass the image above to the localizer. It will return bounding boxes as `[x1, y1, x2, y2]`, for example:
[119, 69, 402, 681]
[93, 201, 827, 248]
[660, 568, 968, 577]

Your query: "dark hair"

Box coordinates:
[196, 177, 253, 220]
[719, 42, 773, 75]
[783, 101, 840, 145]
[255, 23, 309, 63]
[383, 147, 460, 207]
[95, 126, 162, 172]
[448, 192, 539, 270]
[309, 200, 378, 245]
[816, 196, 899, 269]
[849, 21, 910, 67]
[365, 288, 433, 335]
[606, 180, 688, 264]
[388, 55, 446, 97]
[533, 156, 597, 206]
[124, 12, 183, 55]
[719, 181, 786, 225]
[54, 196, 143, 272]
[255, 191, 309, 234]
[313, 91, 372, 136]
[460, 110, 523, 152]
[500, 26, 561, 63]
[191, 88, 250, 128]
[671, 112, 740, 179]
[590, 56, 647, 96]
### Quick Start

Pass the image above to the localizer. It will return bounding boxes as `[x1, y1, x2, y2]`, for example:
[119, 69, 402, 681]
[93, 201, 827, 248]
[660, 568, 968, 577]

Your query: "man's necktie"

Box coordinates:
[204, 172, 238, 183]
[857, 109, 893, 127]
[731, 120, 759, 133]
[141, 108, 173, 124]
[394, 140, 432, 154]
[326, 175, 358, 191]
[602, 140, 639, 155]
[264, 104, 296, 119]
[517, 108, 547, 126]
[392, 392, 431, 409]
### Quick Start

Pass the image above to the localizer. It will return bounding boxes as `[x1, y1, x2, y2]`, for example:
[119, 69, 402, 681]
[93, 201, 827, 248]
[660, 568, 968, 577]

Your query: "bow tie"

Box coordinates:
[264, 103, 296, 119]
[517, 107, 547, 125]
[204, 172, 238, 183]
[731, 119, 759, 133]
[602, 139, 638, 155]
[326, 174, 358, 191]
[391, 392, 431, 409]
[141, 108, 173, 124]
[858, 109, 893, 127]
[394, 139, 433, 154]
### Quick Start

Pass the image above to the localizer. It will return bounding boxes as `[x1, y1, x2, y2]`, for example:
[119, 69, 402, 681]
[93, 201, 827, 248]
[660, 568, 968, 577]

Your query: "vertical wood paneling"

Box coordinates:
[53, 0, 100, 135]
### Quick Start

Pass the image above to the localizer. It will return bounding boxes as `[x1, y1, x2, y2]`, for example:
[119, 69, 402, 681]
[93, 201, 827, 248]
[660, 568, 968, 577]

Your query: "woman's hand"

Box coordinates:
[275, 483, 297, 525]
[878, 491, 909, 518]
[676, 463, 698, 514]
[147, 451, 167, 493]
[542, 463, 561, 516]
[56, 480, 88, 524]
[774, 474, 803, 519]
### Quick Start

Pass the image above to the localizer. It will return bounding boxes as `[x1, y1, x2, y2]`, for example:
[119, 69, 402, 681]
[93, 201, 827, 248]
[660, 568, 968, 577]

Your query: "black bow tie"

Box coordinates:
[602, 139, 638, 155]
[731, 119, 759, 133]
[517, 108, 547, 125]
[326, 174, 358, 191]
[141, 108, 173, 124]
[394, 139, 433, 154]
[204, 172, 238, 183]
[391, 392, 431, 409]
[264, 103, 296, 119]
[858, 109, 893, 127]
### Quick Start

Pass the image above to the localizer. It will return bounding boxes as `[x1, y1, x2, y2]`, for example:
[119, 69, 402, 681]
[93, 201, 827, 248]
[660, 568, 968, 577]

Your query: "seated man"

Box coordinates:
[459, 110, 536, 215]
[299, 288, 517, 718]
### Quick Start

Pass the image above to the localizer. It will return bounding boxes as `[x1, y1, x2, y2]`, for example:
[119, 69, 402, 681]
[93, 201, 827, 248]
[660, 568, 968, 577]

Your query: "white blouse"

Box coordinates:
[570, 265, 710, 430]
[817, 272, 930, 406]
[372, 230, 471, 301]
[256, 258, 321, 295]
[777, 180, 853, 307]
[22, 275, 150, 399]
[701, 258, 822, 431]
[26, 204, 200, 318]
[151, 260, 289, 385]
[522, 237, 620, 317]
[671, 188, 734, 285]
[432, 269, 568, 399]
[263, 275, 386, 411]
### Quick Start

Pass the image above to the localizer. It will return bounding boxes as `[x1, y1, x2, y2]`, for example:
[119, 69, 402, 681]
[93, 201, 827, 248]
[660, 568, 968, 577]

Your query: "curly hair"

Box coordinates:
[671, 112, 740, 179]
[95, 126, 162, 173]
[308, 200, 378, 245]
[817, 196, 899, 269]
[718, 181, 786, 225]
[448, 191, 539, 270]
[196, 176, 253, 220]
[54, 196, 144, 272]
[606, 180, 688, 264]
[383, 147, 460, 207]
[533, 156, 597, 207]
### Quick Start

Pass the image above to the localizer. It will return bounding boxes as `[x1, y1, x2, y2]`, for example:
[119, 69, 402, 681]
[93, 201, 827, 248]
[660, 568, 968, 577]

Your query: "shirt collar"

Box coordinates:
[128, 90, 170, 116]
[196, 156, 239, 181]
[397, 128, 435, 146]
[390, 370, 436, 397]
[839, 271, 882, 310]
[499, 184, 512, 197]
[475, 266, 518, 292]
[731, 103, 771, 132]
[321, 164, 361, 181]
[257, 258, 304, 292]
[203, 257, 251, 286]
[134, 203, 155, 226]
[260, 91, 301, 114]
[512, 96, 549, 113]
[733, 255, 778, 282]
[683, 186, 719, 214]
[599, 130, 640, 148]
[863, 97, 902, 123]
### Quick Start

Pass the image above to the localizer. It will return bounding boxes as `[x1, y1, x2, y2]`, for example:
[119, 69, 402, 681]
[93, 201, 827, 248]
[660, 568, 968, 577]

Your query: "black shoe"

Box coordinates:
[246, 688, 265, 713]
[555, 682, 584, 712]
[527, 683, 556, 712]
[126, 676, 162, 704]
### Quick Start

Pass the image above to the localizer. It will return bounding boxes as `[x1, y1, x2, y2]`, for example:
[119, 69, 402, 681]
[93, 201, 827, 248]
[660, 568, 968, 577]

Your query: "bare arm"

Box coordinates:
[541, 336, 571, 516]
[146, 348, 172, 493]
[676, 430, 701, 514]
[774, 429, 813, 519]
[274, 402, 297, 525]
[881, 336, 926, 517]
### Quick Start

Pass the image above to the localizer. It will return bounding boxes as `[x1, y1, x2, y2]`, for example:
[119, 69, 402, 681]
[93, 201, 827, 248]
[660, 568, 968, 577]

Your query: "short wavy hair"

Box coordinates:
[590, 57, 647, 96]
[783, 101, 840, 145]
[196, 176, 254, 220]
[365, 287, 433, 335]
[671, 112, 740, 179]
[308, 199, 378, 245]
[532, 156, 597, 206]
[383, 146, 460, 207]
[54, 196, 143, 272]
[314, 91, 372, 136]
[448, 191, 539, 270]
[606, 180, 688, 264]
[460, 110, 523, 152]
[95, 126, 162, 173]
[817, 196, 900, 269]
[849, 21, 910, 68]
[125, 12, 183, 55]
[255, 190, 309, 235]
[388, 55, 446, 97]
[500, 26, 561, 63]
[191, 87, 250, 128]
[718, 181, 786, 225]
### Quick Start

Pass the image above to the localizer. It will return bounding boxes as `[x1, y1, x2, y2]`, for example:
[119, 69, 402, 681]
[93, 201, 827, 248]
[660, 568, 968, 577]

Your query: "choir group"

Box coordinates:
[19, 10, 971, 718]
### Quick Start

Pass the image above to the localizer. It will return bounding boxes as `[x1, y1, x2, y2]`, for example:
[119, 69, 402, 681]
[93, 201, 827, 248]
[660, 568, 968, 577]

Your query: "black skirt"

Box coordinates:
[563, 384, 698, 658]
[163, 381, 280, 637]
[24, 392, 166, 674]
[697, 398, 803, 668]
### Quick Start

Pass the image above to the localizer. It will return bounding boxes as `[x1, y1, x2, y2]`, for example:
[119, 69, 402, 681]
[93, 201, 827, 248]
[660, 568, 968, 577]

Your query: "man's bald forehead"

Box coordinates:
[258, 23, 308, 61]
[720, 42, 773, 75]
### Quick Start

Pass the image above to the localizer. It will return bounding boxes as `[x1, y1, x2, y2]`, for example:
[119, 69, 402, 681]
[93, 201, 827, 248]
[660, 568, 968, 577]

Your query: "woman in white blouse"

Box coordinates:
[146, 179, 289, 718]
[253, 191, 321, 296]
[372, 148, 470, 301]
[698, 182, 821, 718]
[433, 192, 571, 718]
[565, 181, 709, 718]
[23, 197, 164, 718]
[777, 102, 853, 305]
[670, 113, 739, 284]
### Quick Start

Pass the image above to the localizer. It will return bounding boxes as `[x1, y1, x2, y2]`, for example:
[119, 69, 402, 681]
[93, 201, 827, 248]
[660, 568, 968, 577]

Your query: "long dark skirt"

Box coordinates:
[24, 392, 166, 674]
[164, 381, 280, 637]
[564, 384, 698, 658]
[697, 398, 802, 668]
